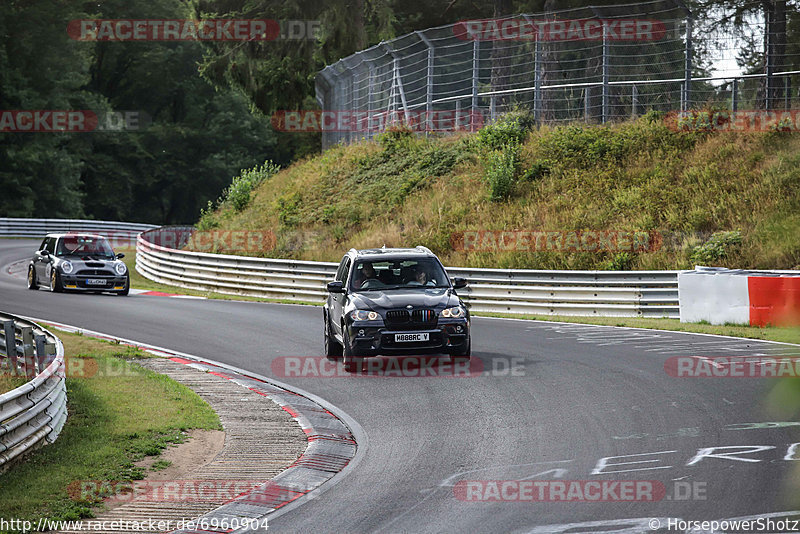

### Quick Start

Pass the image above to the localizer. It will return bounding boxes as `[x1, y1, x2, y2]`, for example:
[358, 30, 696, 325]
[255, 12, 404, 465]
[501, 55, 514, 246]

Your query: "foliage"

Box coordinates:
[484, 144, 519, 201]
[690, 230, 743, 264]
[194, 114, 800, 272]
[223, 160, 281, 212]
[0, 0, 282, 224]
[476, 113, 531, 151]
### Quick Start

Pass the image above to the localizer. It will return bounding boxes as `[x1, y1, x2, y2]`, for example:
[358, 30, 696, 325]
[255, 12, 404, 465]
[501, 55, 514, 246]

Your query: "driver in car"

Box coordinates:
[354, 262, 378, 288]
[410, 266, 435, 286]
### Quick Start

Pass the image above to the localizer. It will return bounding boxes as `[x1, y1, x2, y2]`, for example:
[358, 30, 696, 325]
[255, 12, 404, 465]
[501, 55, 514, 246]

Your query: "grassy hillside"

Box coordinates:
[196, 113, 800, 270]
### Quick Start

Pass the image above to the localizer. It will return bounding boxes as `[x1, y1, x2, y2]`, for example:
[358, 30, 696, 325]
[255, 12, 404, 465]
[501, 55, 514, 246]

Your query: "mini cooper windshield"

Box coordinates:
[349, 258, 449, 291]
[56, 235, 116, 260]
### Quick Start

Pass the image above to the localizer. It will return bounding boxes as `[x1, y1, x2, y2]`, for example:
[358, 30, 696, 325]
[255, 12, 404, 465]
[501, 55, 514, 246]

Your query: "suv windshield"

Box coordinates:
[350, 258, 449, 291]
[56, 235, 116, 260]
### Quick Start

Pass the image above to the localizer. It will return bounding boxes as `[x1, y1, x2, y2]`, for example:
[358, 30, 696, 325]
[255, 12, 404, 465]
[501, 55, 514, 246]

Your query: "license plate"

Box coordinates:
[395, 333, 429, 343]
[86, 279, 106, 285]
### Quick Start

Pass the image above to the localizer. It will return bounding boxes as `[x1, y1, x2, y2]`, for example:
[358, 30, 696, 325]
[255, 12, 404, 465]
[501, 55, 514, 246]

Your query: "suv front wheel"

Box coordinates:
[342, 328, 363, 372]
[324, 311, 343, 359]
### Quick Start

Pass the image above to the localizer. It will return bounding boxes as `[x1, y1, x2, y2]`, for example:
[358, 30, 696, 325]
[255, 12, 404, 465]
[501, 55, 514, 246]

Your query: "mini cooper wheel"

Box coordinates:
[50, 269, 63, 293]
[117, 274, 130, 296]
[27, 266, 37, 290]
[324, 311, 343, 359]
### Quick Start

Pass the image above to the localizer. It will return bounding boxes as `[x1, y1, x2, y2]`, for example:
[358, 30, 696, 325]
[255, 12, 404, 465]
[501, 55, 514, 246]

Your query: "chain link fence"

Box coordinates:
[315, 0, 800, 149]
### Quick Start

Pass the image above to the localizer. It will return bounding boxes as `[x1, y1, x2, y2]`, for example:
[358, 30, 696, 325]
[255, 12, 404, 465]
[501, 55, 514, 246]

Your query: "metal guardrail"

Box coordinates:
[137, 228, 679, 318]
[0, 312, 67, 472]
[0, 218, 156, 245]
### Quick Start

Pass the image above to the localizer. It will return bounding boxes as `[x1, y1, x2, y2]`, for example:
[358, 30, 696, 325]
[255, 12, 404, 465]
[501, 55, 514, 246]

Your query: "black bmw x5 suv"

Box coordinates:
[323, 246, 470, 372]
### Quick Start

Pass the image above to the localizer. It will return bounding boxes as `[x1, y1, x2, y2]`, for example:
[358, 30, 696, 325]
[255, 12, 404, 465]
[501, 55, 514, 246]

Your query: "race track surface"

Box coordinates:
[2, 239, 799, 533]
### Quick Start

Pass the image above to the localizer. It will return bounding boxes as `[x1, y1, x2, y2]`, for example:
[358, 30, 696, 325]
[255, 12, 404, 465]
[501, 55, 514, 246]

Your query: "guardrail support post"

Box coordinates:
[34, 334, 48, 372]
[2, 320, 18, 376]
[20, 327, 35, 379]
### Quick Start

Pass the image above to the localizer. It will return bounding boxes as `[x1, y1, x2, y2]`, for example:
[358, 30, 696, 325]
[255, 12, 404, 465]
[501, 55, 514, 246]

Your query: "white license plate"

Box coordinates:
[86, 279, 106, 285]
[395, 333, 429, 343]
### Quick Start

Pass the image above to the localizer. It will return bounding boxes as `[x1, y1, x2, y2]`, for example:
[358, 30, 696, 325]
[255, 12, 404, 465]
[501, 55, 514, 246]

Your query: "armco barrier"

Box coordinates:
[0, 312, 67, 472]
[0, 217, 156, 245]
[136, 228, 680, 318]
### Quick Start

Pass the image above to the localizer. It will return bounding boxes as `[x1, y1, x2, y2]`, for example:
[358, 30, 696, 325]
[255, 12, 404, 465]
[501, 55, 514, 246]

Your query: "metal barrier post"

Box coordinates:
[2, 320, 18, 375]
[20, 326, 35, 379]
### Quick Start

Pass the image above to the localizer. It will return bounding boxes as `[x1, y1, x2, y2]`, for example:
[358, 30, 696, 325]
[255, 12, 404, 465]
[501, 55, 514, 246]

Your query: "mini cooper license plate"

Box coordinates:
[86, 279, 106, 285]
[395, 333, 429, 343]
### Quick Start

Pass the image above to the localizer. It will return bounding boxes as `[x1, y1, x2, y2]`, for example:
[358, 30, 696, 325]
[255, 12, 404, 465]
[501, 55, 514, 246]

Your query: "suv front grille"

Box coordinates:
[385, 309, 437, 330]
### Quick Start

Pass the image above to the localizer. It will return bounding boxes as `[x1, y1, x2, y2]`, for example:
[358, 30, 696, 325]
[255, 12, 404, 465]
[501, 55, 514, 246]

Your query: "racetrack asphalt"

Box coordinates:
[2, 239, 800, 533]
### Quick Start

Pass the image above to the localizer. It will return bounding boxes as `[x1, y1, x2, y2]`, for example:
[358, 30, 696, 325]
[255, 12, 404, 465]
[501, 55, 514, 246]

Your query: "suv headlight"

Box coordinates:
[349, 310, 380, 321]
[114, 262, 127, 275]
[60, 261, 74, 274]
[441, 306, 465, 318]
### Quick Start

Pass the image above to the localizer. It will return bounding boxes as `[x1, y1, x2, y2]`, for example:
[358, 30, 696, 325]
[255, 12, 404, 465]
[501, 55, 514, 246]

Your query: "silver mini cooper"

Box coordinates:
[27, 233, 130, 295]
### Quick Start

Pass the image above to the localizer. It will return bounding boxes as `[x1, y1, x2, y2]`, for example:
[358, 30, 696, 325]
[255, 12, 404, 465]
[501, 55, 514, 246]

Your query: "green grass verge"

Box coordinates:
[0, 331, 221, 527]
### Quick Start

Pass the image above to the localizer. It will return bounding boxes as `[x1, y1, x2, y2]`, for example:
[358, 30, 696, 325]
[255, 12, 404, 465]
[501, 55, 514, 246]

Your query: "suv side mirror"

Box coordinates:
[452, 277, 467, 289]
[327, 281, 345, 293]
[116, 253, 125, 259]
[40, 249, 50, 256]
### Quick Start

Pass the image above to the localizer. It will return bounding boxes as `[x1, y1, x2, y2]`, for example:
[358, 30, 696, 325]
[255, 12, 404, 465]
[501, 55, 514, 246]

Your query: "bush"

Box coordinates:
[476, 113, 530, 150]
[222, 160, 280, 212]
[690, 230, 743, 264]
[484, 144, 519, 201]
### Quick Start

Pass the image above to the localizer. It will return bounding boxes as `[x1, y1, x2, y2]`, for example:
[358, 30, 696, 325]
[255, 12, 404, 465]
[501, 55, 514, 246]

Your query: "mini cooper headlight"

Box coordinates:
[441, 306, 465, 318]
[114, 262, 127, 275]
[349, 310, 379, 321]
[60, 261, 74, 274]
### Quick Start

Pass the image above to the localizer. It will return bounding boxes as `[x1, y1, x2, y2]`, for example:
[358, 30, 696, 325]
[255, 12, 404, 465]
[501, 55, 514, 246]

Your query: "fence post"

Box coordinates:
[684, 15, 693, 111]
[732, 78, 739, 112]
[472, 39, 479, 131]
[532, 20, 541, 125]
[416, 31, 435, 133]
[602, 22, 609, 123]
[367, 62, 376, 140]
[584, 87, 590, 123]
[631, 85, 638, 119]
[785, 76, 791, 109]
[2, 320, 18, 376]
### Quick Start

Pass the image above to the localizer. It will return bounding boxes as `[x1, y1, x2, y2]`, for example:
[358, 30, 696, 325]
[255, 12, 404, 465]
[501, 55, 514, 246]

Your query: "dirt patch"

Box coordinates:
[97, 429, 225, 513]
[135, 429, 225, 480]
